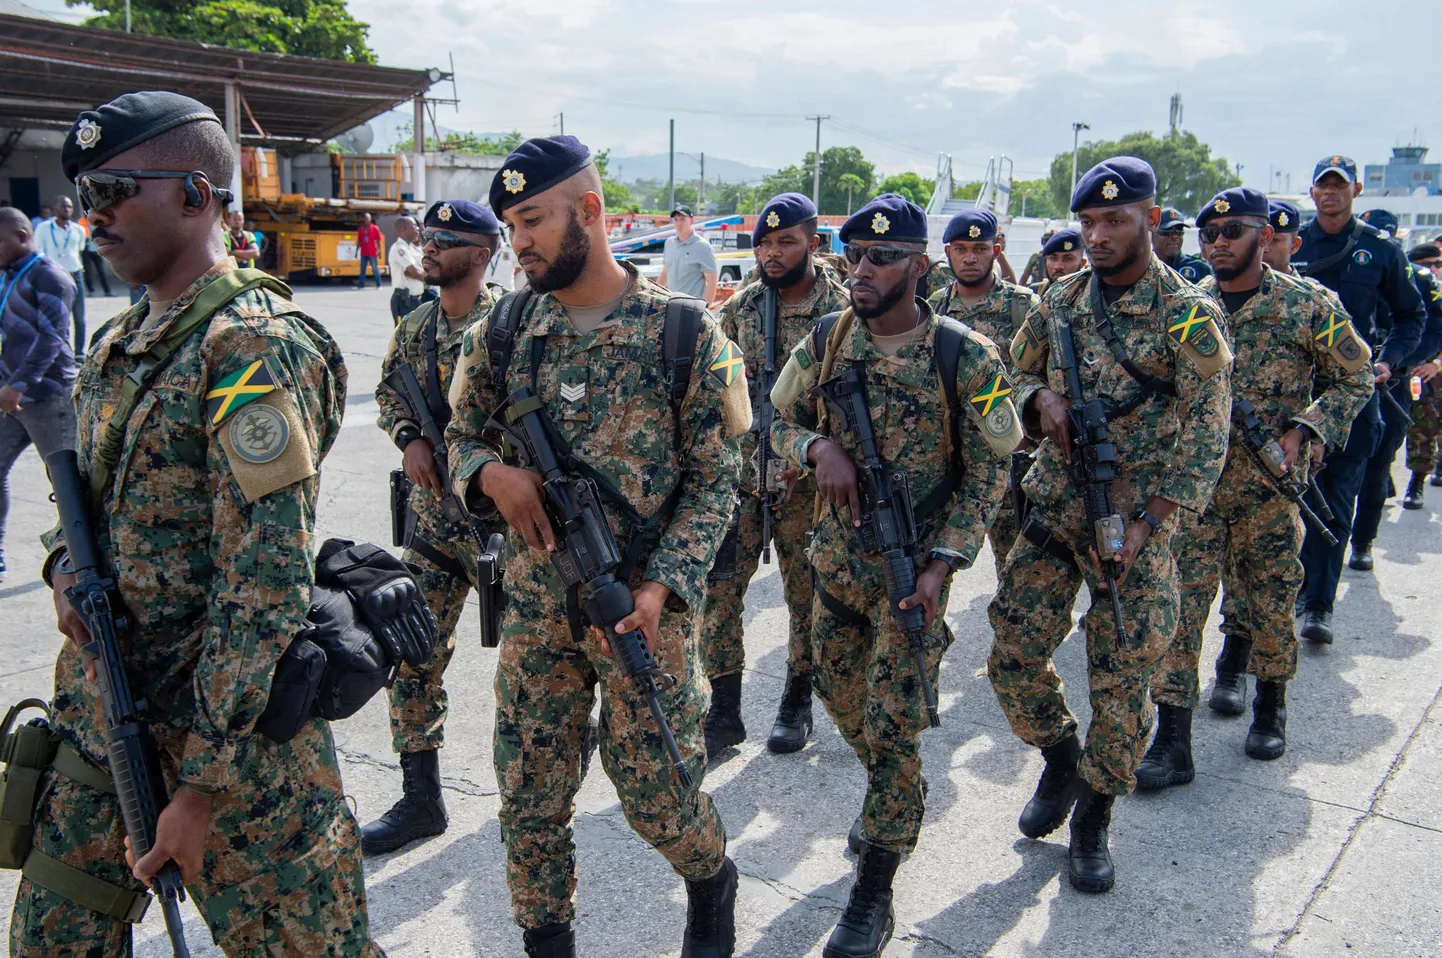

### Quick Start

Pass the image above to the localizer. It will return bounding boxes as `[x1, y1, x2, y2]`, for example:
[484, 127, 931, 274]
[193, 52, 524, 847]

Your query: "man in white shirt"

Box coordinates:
[35, 195, 87, 355]
[657, 205, 718, 302]
[387, 215, 427, 324]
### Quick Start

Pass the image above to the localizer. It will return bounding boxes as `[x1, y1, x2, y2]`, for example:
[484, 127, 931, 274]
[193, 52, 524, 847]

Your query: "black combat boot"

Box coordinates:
[1403, 472, 1427, 510]
[1348, 542, 1374, 571]
[767, 669, 814, 754]
[1432, 463, 1442, 487]
[1208, 635, 1253, 715]
[1068, 786, 1116, 893]
[523, 923, 576, 958]
[823, 843, 903, 958]
[1300, 609, 1334, 645]
[681, 856, 738, 958]
[1135, 704, 1195, 790]
[704, 673, 746, 760]
[1246, 680, 1288, 760]
[847, 815, 864, 855]
[360, 749, 447, 856]
[1018, 733, 1083, 839]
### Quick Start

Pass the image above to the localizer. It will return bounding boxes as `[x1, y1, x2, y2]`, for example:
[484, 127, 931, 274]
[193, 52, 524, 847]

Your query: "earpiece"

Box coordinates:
[181, 173, 204, 208]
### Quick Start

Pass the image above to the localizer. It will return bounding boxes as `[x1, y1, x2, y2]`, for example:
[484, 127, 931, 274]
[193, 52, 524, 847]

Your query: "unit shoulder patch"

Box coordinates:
[1009, 310, 1047, 373]
[216, 390, 315, 502]
[963, 368, 1022, 456]
[1314, 310, 1372, 374]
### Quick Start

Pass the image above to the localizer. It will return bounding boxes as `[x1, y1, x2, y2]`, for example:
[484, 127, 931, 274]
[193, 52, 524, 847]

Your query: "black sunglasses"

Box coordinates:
[422, 229, 487, 251]
[842, 244, 922, 266]
[76, 170, 232, 213]
[1199, 222, 1263, 244]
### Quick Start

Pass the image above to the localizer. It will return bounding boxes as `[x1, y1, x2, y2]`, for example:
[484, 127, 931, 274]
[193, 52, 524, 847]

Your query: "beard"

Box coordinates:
[424, 256, 473, 288]
[1092, 234, 1148, 278]
[527, 209, 590, 294]
[850, 274, 910, 320]
[758, 256, 810, 290]
[1212, 234, 1262, 282]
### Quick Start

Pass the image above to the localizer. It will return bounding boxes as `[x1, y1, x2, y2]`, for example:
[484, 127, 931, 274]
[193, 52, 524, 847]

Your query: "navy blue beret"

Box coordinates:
[754, 192, 816, 243]
[840, 192, 927, 244]
[489, 135, 593, 215]
[425, 199, 500, 235]
[1361, 209, 1398, 235]
[1195, 187, 1270, 228]
[1157, 207, 1189, 232]
[63, 91, 222, 183]
[1071, 157, 1157, 212]
[943, 208, 997, 244]
[1269, 201, 1302, 233]
[1041, 229, 1083, 257]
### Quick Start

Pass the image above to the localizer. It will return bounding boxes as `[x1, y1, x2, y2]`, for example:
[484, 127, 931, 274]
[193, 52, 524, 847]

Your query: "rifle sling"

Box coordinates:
[1298, 218, 1365, 278]
[1021, 516, 1078, 568]
[421, 301, 449, 430]
[1085, 277, 1177, 416]
[812, 569, 871, 632]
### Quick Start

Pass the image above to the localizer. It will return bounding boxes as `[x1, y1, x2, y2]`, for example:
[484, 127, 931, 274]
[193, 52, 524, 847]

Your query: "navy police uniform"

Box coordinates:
[1157, 207, 1213, 283]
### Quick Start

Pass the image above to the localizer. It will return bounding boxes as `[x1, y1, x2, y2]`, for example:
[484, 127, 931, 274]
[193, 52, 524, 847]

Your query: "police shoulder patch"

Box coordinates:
[216, 390, 315, 502]
[206, 355, 280, 428]
[1167, 300, 1231, 378]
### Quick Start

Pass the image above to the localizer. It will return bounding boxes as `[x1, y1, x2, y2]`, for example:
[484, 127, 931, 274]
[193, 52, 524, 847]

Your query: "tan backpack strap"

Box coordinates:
[811, 309, 857, 528]
[88, 269, 292, 506]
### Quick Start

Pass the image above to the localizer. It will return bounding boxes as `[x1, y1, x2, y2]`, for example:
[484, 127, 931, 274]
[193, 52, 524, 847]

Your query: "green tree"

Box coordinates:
[593, 150, 634, 212]
[78, 0, 376, 63]
[837, 173, 866, 214]
[1049, 130, 1241, 215]
[712, 181, 765, 216]
[391, 124, 524, 155]
[873, 171, 936, 207]
[1010, 177, 1060, 219]
[758, 146, 876, 216]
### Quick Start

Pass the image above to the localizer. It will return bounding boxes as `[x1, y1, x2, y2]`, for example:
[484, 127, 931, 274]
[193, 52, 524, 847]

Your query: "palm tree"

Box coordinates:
[838, 173, 865, 214]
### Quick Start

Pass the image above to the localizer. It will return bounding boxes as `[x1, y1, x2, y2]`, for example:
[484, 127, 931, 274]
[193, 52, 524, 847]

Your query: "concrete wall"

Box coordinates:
[418, 152, 505, 206]
[1, 130, 74, 218]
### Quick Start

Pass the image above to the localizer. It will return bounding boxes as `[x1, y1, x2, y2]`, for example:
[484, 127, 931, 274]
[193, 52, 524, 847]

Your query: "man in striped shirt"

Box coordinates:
[0, 206, 77, 582]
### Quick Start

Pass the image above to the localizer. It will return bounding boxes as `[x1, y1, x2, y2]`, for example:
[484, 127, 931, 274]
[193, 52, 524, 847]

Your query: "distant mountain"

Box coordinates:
[607, 154, 774, 185]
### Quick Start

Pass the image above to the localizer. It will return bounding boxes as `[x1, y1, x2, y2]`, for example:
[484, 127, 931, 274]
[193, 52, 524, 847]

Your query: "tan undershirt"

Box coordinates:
[562, 278, 632, 334]
[869, 326, 923, 361]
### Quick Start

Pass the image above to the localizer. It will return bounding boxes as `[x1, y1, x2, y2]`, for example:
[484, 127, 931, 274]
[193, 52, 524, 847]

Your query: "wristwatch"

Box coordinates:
[393, 425, 423, 452]
[1131, 509, 1161, 534]
[929, 551, 963, 574]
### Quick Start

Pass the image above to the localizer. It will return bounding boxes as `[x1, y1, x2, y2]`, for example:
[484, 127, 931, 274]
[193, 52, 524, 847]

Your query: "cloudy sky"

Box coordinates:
[28, 0, 1439, 194]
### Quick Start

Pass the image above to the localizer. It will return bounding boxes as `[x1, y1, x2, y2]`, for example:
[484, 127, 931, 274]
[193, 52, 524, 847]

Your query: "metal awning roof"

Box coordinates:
[0, 13, 440, 143]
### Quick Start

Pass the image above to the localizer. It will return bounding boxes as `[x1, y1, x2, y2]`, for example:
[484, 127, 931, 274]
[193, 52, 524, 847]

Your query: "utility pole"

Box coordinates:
[807, 115, 829, 206]
[699, 152, 705, 211]
[558, 113, 564, 135]
[1235, 162, 1243, 182]
[125, 0, 131, 31]
[668, 119, 675, 213]
[1070, 122, 1090, 202]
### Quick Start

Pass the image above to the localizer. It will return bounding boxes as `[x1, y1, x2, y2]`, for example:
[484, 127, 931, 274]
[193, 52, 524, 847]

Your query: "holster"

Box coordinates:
[1009, 450, 1033, 525]
[389, 468, 416, 547]
[708, 495, 742, 583]
[477, 532, 508, 648]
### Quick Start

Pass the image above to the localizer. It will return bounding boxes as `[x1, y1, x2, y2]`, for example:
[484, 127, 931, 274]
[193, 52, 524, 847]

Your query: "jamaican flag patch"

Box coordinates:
[970, 373, 1012, 416]
[708, 339, 744, 388]
[206, 357, 279, 426]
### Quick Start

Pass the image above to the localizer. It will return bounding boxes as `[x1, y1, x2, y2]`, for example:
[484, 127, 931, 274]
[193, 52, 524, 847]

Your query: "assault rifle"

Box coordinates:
[45, 449, 191, 957]
[1232, 399, 1338, 546]
[488, 387, 694, 786]
[757, 288, 784, 563]
[816, 367, 940, 728]
[1053, 315, 1131, 649]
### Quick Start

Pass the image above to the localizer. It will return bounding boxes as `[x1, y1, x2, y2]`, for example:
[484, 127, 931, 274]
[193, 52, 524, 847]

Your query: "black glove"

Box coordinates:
[315, 539, 438, 669]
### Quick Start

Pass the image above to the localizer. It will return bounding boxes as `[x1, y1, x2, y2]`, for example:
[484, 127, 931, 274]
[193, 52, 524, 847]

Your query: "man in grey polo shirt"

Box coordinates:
[658, 205, 718, 301]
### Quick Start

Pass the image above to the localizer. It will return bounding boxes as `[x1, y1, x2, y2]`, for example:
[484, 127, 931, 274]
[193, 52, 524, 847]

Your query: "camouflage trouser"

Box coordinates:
[1154, 462, 1304, 709]
[1406, 389, 1442, 473]
[988, 511, 1178, 796]
[810, 559, 949, 855]
[389, 520, 483, 754]
[10, 717, 381, 957]
[700, 481, 814, 679]
[987, 488, 1020, 579]
[495, 580, 725, 930]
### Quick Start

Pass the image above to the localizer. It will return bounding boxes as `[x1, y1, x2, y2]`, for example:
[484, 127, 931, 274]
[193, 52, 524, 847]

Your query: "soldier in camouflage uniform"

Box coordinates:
[1138, 189, 1374, 790]
[14, 93, 381, 956]
[989, 158, 1231, 894]
[445, 137, 745, 958]
[362, 199, 508, 855]
[701, 193, 849, 758]
[771, 194, 1017, 958]
[1401, 244, 1442, 508]
[927, 208, 1039, 575]
[1153, 206, 1213, 284]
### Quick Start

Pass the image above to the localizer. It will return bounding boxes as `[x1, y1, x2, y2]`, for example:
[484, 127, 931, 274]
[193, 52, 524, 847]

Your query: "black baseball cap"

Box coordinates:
[1313, 155, 1358, 184]
[670, 205, 694, 218]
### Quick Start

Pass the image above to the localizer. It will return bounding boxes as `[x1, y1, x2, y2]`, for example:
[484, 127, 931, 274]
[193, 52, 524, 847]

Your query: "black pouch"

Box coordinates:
[708, 496, 741, 583]
[0, 700, 55, 869]
[477, 532, 508, 648]
[390, 468, 415, 547]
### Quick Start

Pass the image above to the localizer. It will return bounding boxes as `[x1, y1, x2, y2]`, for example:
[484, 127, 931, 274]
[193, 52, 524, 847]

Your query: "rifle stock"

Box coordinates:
[45, 449, 191, 958]
[1233, 398, 1338, 546]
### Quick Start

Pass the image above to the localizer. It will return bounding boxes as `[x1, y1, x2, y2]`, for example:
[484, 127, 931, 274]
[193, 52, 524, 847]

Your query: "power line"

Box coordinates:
[482, 80, 805, 120]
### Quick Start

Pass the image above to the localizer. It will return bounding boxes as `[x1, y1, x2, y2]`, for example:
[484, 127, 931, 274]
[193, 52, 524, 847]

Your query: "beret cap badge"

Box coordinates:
[968, 224, 981, 238]
[1063, 241, 1074, 251]
[871, 212, 890, 234]
[1101, 180, 1119, 201]
[1214, 199, 1230, 214]
[74, 118, 101, 150]
[437, 203, 453, 222]
[502, 169, 526, 194]
[766, 211, 780, 228]
[1278, 211, 1289, 226]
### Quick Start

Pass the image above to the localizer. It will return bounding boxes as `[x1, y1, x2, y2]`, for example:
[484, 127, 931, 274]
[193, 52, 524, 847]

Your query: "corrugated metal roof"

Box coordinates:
[0, 13, 438, 142]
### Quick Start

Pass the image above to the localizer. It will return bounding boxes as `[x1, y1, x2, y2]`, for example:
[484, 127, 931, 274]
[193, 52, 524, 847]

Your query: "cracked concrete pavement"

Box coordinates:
[0, 286, 1438, 957]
